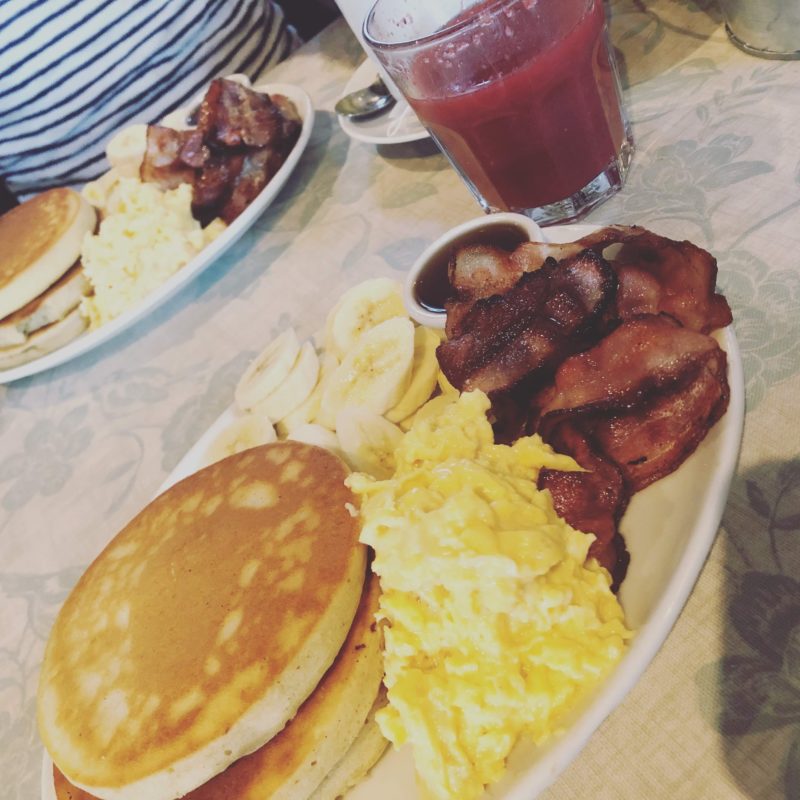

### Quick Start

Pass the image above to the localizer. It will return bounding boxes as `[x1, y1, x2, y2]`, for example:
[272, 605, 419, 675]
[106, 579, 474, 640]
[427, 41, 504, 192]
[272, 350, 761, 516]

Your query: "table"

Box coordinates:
[1, 2, 799, 798]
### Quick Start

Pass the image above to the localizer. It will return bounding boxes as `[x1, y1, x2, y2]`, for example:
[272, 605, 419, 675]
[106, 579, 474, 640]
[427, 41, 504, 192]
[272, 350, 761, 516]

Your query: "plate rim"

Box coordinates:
[0, 81, 315, 385]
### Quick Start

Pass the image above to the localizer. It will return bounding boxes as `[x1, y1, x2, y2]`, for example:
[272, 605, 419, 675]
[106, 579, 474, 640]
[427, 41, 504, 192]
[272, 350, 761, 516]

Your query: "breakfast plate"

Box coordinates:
[337, 58, 430, 145]
[38, 223, 745, 799]
[0, 82, 315, 386]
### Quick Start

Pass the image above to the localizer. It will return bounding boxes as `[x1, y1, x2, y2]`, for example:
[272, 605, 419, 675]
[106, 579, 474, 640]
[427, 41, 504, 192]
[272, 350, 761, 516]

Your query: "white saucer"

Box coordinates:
[337, 59, 430, 145]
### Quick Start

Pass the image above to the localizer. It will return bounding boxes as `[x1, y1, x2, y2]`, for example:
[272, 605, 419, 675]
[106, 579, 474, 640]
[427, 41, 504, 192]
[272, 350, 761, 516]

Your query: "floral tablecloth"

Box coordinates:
[1, 2, 799, 798]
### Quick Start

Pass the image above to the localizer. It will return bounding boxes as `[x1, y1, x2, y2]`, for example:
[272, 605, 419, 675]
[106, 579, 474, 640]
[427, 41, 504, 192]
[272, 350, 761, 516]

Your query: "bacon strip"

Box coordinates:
[140, 126, 196, 190]
[438, 249, 616, 394]
[576, 225, 732, 333]
[196, 78, 283, 149]
[538, 423, 630, 590]
[537, 314, 730, 492]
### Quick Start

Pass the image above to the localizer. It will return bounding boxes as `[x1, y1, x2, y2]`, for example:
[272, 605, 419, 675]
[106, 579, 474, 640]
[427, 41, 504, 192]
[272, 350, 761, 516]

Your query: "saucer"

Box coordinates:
[337, 59, 430, 145]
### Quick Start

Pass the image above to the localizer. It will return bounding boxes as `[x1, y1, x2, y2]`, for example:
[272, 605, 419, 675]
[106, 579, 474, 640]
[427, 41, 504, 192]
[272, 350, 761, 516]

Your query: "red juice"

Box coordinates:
[404, 0, 628, 213]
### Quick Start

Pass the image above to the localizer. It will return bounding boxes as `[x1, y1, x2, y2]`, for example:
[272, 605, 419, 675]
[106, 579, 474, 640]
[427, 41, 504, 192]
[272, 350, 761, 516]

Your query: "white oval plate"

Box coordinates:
[337, 59, 429, 145]
[1, 82, 315, 385]
[40, 224, 745, 798]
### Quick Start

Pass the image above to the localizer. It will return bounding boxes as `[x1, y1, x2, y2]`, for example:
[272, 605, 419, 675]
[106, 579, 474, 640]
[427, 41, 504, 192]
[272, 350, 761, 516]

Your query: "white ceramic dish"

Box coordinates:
[337, 59, 429, 145]
[40, 225, 745, 797]
[403, 212, 543, 329]
[0, 82, 315, 385]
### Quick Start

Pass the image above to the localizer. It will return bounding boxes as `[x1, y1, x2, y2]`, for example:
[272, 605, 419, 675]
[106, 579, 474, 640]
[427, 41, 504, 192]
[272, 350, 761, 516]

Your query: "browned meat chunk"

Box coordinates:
[140, 79, 302, 224]
[537, 314, 730, 491]
[438, 249, 616, 394]
[140, 125, 196, 190]
[538, 422, 630, 590]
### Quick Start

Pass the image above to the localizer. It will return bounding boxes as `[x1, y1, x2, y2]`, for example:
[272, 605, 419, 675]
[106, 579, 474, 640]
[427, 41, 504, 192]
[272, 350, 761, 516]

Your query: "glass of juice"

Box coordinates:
[364, 0, 634, 225]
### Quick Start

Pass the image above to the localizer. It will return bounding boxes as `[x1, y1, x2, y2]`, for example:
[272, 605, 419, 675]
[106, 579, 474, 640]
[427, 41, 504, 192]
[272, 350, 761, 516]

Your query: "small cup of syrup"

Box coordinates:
[403, 212, 543, 329]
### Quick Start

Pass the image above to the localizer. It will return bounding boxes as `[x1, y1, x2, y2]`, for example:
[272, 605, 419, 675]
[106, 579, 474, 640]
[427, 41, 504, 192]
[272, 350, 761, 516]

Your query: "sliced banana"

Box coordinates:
[323, 298, 343, 354]
[235, 329, 302, 412]
[288, 423, 344, 459]
[328, 278, 407, 359]
[319, 317, 415, 429]
[278, 351, 338, 436]
[206, 412, 277, 463]
[81, 168, 123, 212]
[255, 340, 320, 422]
[106, 124, 148, 179]
[336, 408, 403, 479]
[386, 326, 441, 423]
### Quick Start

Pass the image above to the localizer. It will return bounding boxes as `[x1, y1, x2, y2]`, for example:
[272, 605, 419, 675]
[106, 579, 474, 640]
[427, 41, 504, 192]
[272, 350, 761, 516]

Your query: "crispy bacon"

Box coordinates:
[196, 78, 283, 149]
[220, 148, 284, 224]
[509, 240, 584, 274]
[438, 249, 616, 394]
[192, 153, 245, 225]
[140, 79, 301, 223]
[576, 225, 732, 333]
[537, 314, 730, 491]
[445, 225, 731, 336]
[538, 423, 630, 589]
[140, 125, 196, 189]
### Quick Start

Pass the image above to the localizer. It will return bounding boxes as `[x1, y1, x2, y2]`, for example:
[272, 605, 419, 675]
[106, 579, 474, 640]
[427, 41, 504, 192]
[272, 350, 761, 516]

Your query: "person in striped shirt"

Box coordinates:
[0, 0, 301, 206]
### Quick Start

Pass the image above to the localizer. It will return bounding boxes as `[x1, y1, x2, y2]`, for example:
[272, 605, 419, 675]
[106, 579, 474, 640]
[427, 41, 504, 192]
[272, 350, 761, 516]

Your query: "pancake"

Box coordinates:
[0, 306, 88, 370]
[0, 263, 90, 348]
[311, 690, 389, 800]
[50, 572, 385, 800]
[38, 442, 367, 800]
[0, 188, 96, 320]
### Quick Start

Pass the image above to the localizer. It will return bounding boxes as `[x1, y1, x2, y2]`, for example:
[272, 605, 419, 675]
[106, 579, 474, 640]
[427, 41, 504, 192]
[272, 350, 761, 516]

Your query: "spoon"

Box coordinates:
[335, 77, 396, 119]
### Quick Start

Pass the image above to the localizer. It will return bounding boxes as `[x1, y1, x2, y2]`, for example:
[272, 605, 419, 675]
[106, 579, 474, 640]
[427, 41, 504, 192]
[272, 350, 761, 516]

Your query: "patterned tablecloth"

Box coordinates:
[2, 2, 799, 798]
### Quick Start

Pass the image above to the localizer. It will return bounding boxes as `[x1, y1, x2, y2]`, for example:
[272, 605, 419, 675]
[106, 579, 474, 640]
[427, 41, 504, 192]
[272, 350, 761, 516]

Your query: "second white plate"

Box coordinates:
[0, 81, 315, 385]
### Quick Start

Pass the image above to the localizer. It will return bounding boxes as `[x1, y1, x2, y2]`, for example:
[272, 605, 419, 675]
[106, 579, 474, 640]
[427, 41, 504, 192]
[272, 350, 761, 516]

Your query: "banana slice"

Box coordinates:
[105, 124, 148, 179]
[277, 351, 339, 436]
[386, 326, 441, 423]
[336, 408, 403, 479]
[288, 424, 344, 459]
[206, 412, 277, 463]
[255, 340, 320, 422]
[328, 278, 407, 359]
[235, 329, 302, 412]
[319, 317, 415, 429]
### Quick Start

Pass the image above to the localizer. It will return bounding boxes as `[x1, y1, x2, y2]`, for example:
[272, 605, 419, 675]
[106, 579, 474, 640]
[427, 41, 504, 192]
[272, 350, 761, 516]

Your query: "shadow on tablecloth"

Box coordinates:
[696, 458, 800, 800]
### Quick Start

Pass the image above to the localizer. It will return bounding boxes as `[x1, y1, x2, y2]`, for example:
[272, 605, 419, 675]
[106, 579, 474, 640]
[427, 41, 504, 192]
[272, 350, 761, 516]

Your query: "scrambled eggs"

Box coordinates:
[348, 391, 631, 800]
[79, 177, 225, 327]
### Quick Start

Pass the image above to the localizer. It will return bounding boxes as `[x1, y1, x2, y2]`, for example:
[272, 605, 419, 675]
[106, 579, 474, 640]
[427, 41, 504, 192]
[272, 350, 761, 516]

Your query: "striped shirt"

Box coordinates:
[0, 0, 299, 199]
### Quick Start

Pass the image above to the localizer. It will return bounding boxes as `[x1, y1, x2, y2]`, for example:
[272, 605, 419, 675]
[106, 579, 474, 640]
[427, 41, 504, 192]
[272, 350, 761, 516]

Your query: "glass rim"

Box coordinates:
[363, 0, 521, 52]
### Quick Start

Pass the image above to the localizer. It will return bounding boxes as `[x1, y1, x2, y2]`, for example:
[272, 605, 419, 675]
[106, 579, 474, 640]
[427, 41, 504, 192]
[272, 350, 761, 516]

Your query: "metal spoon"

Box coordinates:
[335, 77, 396, 119]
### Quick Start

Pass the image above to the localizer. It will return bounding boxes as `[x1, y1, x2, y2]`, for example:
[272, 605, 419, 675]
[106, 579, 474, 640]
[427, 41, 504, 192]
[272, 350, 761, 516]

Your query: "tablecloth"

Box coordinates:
[1, 2, 799, 798]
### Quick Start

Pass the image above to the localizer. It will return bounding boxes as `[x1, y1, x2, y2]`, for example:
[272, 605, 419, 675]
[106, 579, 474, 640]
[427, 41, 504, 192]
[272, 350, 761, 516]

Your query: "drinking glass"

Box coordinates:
[718, 0, 800, 59]
[332, 0, 404, 101]
[364, 0, 634, 225]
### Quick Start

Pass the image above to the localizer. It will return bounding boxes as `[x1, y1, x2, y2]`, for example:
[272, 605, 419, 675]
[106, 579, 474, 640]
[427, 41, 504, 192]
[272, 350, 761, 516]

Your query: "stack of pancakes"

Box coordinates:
[0, 188, 95, 369]
[38, 442, 387, 800]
